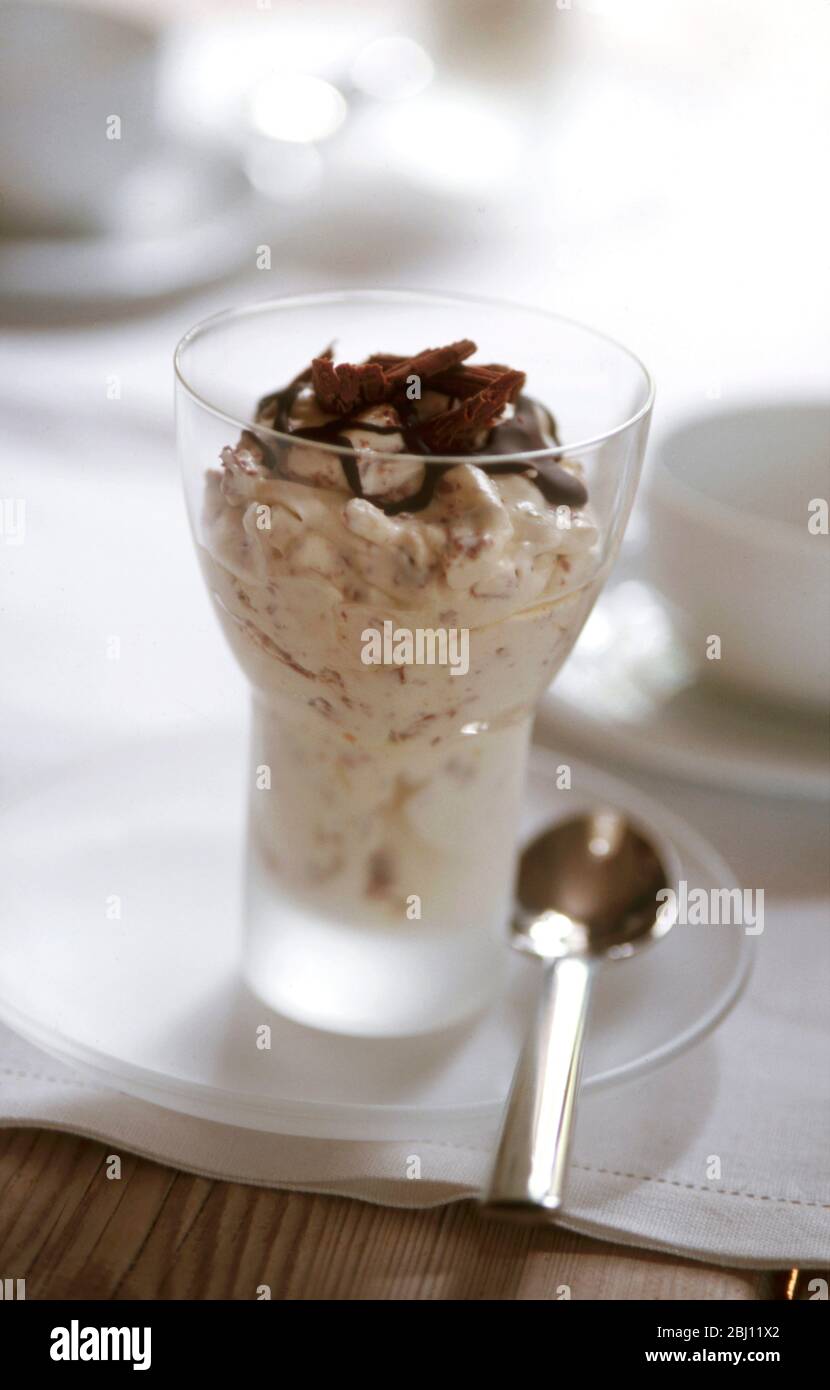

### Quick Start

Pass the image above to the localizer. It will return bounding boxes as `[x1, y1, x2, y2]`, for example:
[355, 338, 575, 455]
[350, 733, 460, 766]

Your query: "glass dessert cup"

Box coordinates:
[175, 291, 653, 1037]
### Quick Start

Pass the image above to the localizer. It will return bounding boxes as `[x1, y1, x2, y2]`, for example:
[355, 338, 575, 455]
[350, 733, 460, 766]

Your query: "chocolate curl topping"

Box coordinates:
[426, 362, 513, 399]
[417, 370, 526, 453]
[312, 339, 477, 415]
[311, 358, 387, 414]
[365, 353, 405, 368]
[251, 342, 585, 516]
[383, 338, 476, 385]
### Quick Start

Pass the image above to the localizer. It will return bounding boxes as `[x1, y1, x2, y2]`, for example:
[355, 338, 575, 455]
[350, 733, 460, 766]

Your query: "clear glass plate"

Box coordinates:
[0, 731, 752, 1141]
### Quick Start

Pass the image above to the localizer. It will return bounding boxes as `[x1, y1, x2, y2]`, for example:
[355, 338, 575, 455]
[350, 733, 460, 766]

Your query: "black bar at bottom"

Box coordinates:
[0, 1296, 825, 1375]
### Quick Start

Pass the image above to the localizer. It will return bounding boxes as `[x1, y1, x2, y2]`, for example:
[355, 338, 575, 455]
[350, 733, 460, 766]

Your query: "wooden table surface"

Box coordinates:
[0, 1127, 775, 1300]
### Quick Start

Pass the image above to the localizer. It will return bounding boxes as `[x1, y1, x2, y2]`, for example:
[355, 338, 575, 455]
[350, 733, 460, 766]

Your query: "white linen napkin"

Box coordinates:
[2, 889, 827, 1269]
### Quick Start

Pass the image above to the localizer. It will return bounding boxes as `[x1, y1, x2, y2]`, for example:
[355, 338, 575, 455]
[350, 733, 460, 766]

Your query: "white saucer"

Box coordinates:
[539, 580, 830, 800]
[0, 140, 264, 306]
[0, 732, 752, 1141]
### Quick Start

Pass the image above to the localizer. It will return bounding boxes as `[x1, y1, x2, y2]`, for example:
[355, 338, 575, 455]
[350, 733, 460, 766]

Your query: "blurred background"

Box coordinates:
[2, 0, 829, 802]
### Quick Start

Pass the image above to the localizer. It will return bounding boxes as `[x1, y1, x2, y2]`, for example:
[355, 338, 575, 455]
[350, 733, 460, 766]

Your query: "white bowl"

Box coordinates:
[646, 402, 830, 712]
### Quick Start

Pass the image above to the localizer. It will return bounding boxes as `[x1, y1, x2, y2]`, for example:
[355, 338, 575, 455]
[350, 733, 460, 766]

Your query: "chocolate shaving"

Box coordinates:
[417, 370, 526, 452]
[383, 338, 476, 385]
[367, 354, 511, 397]
[366, 353, 405, 368]
[426, 362, 512, 399]
[311, 358, 387, 414]
[312, 339, 476, 415]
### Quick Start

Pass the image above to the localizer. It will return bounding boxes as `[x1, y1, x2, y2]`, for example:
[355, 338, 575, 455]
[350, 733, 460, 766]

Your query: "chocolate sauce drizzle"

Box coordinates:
[253, 348, 588, 516]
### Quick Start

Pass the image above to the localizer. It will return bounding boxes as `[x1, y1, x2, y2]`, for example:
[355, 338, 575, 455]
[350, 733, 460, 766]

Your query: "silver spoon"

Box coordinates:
[481, 809, 675, 1220]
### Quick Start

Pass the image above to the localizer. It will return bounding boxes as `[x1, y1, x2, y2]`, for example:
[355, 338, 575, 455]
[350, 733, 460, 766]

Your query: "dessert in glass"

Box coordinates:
[175, 291, 653, 1036]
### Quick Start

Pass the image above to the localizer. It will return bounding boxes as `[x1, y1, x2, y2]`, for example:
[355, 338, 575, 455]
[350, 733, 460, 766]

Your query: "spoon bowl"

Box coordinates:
[513, 811, 675, 960]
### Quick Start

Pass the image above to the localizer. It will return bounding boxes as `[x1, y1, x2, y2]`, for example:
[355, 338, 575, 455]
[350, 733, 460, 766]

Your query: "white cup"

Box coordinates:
[0, 1, 159, 235]
[646, 402, 830, 712]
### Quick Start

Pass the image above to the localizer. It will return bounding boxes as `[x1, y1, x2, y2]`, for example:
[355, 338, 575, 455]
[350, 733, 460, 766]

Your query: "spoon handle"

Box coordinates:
[482, 955, 593, 1217]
